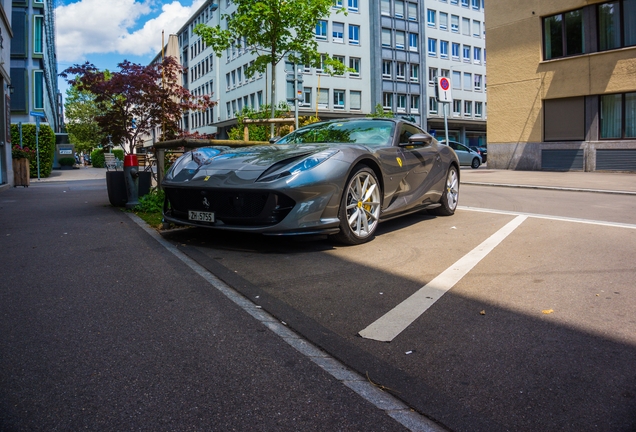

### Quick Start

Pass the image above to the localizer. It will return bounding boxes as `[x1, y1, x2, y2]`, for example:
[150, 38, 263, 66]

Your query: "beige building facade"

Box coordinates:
[485, 0, 636, 171]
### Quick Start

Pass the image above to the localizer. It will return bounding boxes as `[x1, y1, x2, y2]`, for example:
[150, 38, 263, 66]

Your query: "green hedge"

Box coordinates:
[11, 123, 56, 178]
[59, 157, 75, 167]
[90, 148, 124, 168]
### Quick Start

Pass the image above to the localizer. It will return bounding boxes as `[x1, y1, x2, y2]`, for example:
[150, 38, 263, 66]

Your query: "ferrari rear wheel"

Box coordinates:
[432, 165, 459, 216]
[333, 166, 382, 245]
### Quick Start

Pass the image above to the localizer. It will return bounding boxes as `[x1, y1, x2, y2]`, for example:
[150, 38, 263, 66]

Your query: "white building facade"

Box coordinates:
[173, 0, 486, 145]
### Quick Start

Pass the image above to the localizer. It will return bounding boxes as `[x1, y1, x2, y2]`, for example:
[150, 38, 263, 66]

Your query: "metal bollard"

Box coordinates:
[124, 154, 140, 209]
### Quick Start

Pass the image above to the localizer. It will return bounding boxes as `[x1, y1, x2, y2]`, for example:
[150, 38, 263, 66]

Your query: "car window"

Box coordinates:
[456, 143, 469, 152]
[276, 120, 395, 147]
[398, 124, 427, 145]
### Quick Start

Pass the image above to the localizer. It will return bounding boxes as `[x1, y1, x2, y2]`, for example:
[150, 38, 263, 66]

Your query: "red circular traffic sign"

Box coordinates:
[440, 77, 450, 91]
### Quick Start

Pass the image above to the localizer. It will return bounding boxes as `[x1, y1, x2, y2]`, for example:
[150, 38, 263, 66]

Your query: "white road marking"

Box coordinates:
[359, 215, 527, 342]
[458, 206, 636, 230]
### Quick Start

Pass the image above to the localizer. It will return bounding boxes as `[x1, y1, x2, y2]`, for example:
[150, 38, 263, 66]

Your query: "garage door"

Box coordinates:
[596, 149, 636, 171]
[541, 149, 584, 171]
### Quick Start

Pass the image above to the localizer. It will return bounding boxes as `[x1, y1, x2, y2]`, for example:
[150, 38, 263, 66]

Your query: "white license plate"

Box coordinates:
[188, 211, 215, 222]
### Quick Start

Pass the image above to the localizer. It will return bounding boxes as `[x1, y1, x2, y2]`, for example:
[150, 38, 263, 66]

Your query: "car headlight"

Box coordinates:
[165, 148, 223, 180]
[288, 149, 340, 175]
[257, 149, 340, 182]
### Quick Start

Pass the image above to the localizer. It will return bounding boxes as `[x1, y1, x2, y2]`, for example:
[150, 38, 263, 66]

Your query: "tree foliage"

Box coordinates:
[195, 0, 347, 131]
[64, 85, 106, 154]
[367, 104, 395, 118]
[60, 57, 214, 154]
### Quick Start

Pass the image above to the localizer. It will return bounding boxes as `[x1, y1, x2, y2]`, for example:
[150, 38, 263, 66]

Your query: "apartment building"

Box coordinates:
[10, 0, 60, 133]
[0, 0, 12, 188]
[486, 0, 636, 171]
[173, 0, 486, 144]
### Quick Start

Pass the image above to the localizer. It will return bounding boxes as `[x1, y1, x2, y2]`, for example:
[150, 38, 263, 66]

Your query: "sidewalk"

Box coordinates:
[460, 168, 636, 195]
[28, 165, 636, 195]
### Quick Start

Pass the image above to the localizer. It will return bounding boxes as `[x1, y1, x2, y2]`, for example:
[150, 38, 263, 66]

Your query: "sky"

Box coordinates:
[55, 0, 206, 94]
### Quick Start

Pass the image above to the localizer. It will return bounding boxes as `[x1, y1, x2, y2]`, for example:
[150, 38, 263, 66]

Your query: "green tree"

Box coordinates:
[64, 85, 106, 154]
[61, 57, 214, 154]
[367, 103, 395, 118]
[195, 0, 347, 136]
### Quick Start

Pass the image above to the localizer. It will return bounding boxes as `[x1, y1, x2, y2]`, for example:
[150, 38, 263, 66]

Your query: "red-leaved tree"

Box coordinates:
[61, 57, 214, 154]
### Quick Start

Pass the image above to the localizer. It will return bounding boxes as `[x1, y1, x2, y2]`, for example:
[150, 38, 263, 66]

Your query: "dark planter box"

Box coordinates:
[106, 171, 151, 207]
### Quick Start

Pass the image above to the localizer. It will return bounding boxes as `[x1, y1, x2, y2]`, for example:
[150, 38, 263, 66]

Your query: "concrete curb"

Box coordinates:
[461, 181, 636, 196]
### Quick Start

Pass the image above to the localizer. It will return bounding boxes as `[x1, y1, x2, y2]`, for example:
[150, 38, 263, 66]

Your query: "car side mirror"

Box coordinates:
[269, 136, 281, 144]
[401, 133, 432, 147]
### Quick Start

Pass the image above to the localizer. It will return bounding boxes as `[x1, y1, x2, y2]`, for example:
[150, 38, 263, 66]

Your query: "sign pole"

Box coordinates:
[436, 77, 453, 145]
[443, 102, 449, 145]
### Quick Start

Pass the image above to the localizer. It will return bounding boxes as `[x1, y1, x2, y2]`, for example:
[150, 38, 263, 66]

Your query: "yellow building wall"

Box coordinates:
[486, 0, 636, 146]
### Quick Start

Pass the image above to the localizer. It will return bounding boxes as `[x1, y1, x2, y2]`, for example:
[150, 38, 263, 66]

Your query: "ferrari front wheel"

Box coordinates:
[333, 166, 382, 245]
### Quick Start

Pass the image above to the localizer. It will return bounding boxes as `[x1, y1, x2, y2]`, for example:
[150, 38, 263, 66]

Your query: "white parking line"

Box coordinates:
[359, 215, 527, 342]
[458, 206, 636, 230]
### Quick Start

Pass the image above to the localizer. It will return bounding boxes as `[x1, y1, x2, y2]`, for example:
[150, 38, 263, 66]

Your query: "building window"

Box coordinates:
[33, 15, 43, 55]
[545, 97, 585, 141]
[381, 0, 391, 15]
[472, 0, 480, 10]
[451, 15, 459, 33]
[334, 0, 343, 6]
[395, 0, 405, 18]
[464, 100, 472, 116]
[303, 87, 312, 106]
[440, 40, 449, 58]
[440, 12, 448, 30]
[453, 99, 461, 116]
[349, 90, 361, 110]
[461, 0, 469, 7]
[475, 101, 483, 117]
[318, 88, 329, 108]
[473, 20, 481, 37]
[396, 62, 406, 80]
[464, 72, 472, 90]
[428, 38, 437, 56]
[334, 89, 345, 109]
[428, 67, 438, 85]
[462, 17, 471, 35]
[408, 2, 417, 21]
[348, 0, 358, 12]
[427, 9, 436, 27]
[410, 64, 419, 82]
[409, 33, 418, 51]
[429, 97, 438, 114]
[452, 70, 461, 89]
[33, 70, 44, 109]
[316, 20, 328, 40]
[333, 22, 344, 42]
[411, 95, 420, 113]
[349, 24, 360, 45]
[600, 92, 636, 139]
[382, 28, 392, 47]
[396, 31, 405, 49]
[441, 69, 450, 78]
[543, 9, 584, 59]
[349, 57, 361, 77]
[463, 45, 471, 62]
[474, 47, 482, 63]
[452, 42, 460, 59]
[383, 92, 393, 109]
[474, 74, 482, 91]
[397, 94, 407, 112]
[382, 60, 392, 78]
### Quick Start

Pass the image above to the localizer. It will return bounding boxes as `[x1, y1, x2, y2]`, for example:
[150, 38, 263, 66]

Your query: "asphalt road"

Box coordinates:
[2, 173, 635, 432]
[164, 183, 636, 432]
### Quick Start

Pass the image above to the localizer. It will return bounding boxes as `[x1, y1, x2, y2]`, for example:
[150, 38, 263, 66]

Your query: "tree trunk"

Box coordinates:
[270, 60, 276, 139]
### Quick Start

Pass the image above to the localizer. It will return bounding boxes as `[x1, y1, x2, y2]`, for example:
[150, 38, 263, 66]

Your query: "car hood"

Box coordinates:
[163, 143, 351, 186]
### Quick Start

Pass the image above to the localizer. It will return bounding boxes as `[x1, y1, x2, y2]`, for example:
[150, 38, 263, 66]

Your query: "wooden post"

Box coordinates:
[244, 125, 249, 141]
[13, 158, 30, 187]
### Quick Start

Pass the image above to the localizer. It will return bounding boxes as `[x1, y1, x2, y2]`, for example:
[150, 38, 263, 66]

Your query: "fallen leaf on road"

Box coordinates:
[542, 309, 554, 314]
[480, 310, 486, 315]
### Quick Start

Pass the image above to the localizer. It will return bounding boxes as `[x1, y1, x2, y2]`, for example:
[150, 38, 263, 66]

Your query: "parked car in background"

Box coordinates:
[469, 145, 487, 163]
[440, 140, 482, 169]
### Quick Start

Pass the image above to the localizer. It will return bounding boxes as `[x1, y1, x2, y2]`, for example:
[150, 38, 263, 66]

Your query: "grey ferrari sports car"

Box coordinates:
[162, 118, 460, 244]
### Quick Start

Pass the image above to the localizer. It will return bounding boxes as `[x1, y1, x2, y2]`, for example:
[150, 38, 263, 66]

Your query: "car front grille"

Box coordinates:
[164, 187, 295, 226]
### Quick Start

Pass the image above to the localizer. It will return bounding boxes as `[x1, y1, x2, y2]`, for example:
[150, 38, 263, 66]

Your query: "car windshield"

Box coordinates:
[276, 120, 395, 147]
